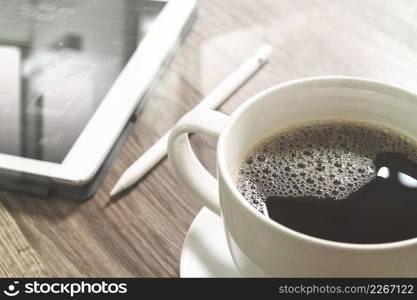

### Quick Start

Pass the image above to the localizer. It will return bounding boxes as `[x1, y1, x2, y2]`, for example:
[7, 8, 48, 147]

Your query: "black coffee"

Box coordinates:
[236, 120, 417, 244]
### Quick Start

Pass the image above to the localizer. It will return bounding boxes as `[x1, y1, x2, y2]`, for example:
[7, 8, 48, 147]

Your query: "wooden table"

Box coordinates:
[2, 0, 417, 277]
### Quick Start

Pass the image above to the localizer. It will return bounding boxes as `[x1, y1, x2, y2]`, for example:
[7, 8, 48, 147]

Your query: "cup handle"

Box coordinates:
[168, 109, 230, 217]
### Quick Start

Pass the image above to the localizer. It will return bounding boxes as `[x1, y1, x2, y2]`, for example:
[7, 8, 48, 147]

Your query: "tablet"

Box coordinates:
[0, 0, 196, 188]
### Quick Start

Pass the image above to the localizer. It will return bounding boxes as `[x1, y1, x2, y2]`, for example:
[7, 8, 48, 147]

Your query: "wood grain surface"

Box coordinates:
[1, 0, 417, 277]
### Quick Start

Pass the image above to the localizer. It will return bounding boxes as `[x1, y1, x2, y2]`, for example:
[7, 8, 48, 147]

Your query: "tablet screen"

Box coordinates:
[0, 0, 165, 163]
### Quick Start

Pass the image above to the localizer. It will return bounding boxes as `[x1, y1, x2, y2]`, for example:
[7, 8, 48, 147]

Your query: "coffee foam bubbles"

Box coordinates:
[236, 120, 417, 214]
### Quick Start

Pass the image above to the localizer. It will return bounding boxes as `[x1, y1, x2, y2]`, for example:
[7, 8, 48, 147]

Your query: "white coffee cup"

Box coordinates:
[167, 76, 417, 277]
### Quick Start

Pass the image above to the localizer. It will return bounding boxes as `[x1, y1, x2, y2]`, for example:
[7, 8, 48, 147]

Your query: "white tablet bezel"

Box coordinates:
[0, 0, 196, 184]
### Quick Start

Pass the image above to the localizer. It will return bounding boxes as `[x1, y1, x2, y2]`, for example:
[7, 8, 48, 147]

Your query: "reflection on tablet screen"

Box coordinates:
[0, 0, 165, 163]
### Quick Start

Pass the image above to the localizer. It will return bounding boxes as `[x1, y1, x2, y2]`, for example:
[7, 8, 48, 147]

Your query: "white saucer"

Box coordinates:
[180, 208, 241, 277]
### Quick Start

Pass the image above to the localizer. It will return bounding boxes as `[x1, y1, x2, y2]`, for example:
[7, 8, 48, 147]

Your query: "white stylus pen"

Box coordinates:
[110, 44, 273, 196]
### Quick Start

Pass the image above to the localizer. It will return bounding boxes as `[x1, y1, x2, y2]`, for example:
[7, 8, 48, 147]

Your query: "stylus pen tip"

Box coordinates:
[110, 184, 123, 197]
